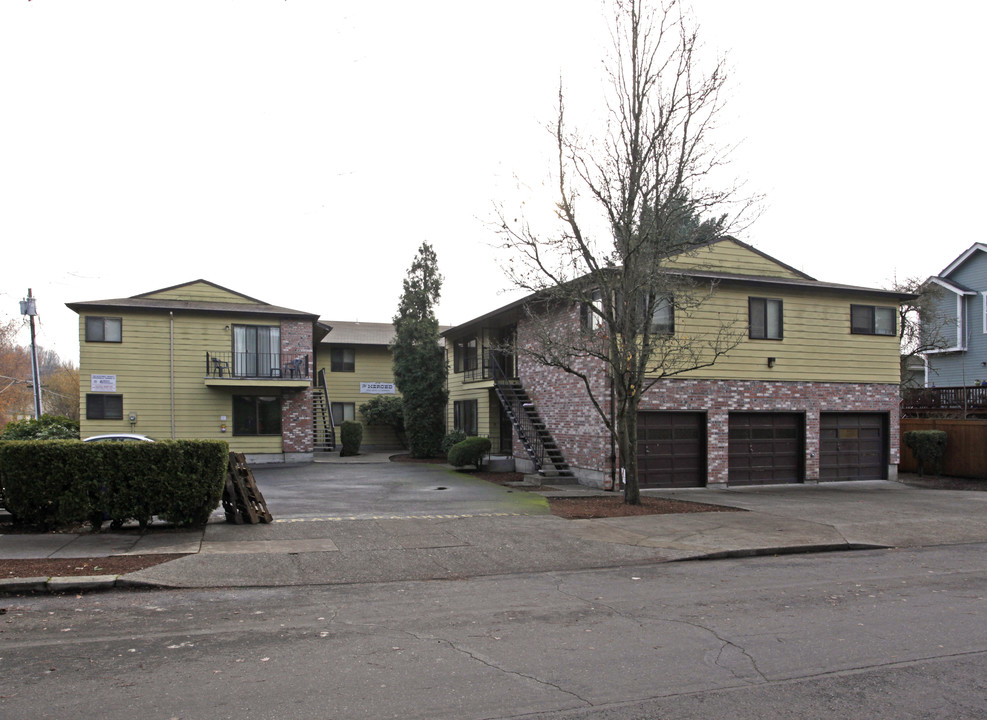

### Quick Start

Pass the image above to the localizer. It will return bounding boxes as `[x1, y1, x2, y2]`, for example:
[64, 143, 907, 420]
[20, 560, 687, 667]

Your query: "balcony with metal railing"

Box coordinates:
[462, 348, 517, 383]
[204, 351, 312, 386]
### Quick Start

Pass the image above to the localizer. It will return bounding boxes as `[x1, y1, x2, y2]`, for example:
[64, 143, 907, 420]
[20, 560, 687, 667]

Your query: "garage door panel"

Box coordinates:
[729, 413, 803, 486]
[637, 412, 706, 488]
[819, 413, 887, 481]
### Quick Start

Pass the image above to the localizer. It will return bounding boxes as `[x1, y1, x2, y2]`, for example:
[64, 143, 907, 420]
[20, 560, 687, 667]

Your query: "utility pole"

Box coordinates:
[19, 289, 42, 419]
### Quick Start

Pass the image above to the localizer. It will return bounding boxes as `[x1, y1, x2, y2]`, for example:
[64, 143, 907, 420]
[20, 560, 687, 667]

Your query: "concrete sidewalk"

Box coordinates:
[3, 475, 987, 594]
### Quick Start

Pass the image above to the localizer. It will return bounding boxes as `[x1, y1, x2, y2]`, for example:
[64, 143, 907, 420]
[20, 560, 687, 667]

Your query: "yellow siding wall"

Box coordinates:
[666, 285, 901, 383]
[319, 345, 403, 447]
[143, 282, 258, 304]
[665, 239, 807, 279]
[445, 346, 503, 448]
[78, 310, 282, 453]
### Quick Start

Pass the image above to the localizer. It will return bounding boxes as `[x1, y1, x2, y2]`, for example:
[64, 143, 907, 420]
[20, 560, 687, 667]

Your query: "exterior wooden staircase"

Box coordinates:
[313, 369, 336, 452]
[490, 357, 575, 480]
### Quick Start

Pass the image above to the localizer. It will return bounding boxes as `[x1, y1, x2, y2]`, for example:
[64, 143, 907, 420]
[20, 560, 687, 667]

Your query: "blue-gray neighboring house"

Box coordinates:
[922, 242, 987, 387]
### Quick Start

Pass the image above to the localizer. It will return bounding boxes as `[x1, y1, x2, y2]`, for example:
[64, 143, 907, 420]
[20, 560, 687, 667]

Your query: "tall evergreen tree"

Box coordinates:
[392, 242, 447, 458]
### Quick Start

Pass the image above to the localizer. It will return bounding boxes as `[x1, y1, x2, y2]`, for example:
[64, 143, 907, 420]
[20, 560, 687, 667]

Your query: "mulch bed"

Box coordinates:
[544, 495, 741, 519]
[899, 475, 985, 491]
[1, 554, 187, 580]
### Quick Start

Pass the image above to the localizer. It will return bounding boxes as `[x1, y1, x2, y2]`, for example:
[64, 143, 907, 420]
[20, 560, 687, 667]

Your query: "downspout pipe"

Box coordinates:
[170, 311, 176, 439]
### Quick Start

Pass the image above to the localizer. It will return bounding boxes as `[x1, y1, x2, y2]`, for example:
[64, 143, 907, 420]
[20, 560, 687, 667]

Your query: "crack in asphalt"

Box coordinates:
[387, 624, 594, 708]
[549, 573, 769, 684]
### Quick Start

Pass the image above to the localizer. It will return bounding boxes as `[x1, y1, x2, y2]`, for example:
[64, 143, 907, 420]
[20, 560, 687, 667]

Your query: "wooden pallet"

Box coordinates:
[223, 452, 273, 524]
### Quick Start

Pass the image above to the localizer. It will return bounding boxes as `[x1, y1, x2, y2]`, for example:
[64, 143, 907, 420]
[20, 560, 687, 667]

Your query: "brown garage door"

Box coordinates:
[729, 412, 803, 485]
[637, 412, 706, 488]
[819, 413, 887, 481]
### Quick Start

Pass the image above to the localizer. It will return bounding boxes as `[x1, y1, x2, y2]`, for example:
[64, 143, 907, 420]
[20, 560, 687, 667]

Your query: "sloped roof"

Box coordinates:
[322, 321, 397, 346]
[927, 276, 977, 296]
[321, 320, 451, 346]
[939, 242, 987, 277]
[442, 237, 913, 337]
[66, 279, 319, 319]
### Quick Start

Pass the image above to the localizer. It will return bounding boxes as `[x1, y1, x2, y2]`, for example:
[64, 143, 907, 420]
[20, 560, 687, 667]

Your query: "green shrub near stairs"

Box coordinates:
[447, 436, 491, 469]
[339, 420, 363, 457]
[441, 430, 468, 457]
[902, 430, 947, 477]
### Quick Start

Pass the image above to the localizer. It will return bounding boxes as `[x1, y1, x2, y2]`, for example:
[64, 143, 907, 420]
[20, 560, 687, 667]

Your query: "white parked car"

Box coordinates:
[83, 434, 155, 443]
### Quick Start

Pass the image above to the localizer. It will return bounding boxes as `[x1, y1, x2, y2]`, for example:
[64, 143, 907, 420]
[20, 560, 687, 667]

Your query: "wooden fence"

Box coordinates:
[900, 418, 987, 479]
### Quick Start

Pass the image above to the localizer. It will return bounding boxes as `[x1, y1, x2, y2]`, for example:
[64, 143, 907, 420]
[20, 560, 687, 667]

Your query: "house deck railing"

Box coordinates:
[205, 351, 311, 380]
[463, 347, 517, 383]
[901, 385, 987, 417]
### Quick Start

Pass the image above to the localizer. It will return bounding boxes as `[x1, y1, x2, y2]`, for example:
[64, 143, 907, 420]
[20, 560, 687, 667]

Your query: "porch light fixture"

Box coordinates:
[767, 357, 776, 368]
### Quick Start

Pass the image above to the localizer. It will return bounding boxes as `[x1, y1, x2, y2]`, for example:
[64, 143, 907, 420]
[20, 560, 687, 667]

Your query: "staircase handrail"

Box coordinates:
[489, 354, 547, 470]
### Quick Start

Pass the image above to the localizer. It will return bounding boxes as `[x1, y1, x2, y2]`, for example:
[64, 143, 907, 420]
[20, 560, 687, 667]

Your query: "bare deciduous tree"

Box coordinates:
[497, 0, 754, 503]
[893, 277, 954, 388]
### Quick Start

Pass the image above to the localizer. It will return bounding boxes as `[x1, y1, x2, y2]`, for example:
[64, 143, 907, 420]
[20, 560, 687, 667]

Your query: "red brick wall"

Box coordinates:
[281, 387, 314, 453]
[514, 308, 901, 486]
[281, 319, 314, 454]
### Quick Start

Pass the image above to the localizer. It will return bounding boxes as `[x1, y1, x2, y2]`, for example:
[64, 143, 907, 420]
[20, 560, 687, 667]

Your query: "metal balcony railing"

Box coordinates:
[205, 351, 311, 380]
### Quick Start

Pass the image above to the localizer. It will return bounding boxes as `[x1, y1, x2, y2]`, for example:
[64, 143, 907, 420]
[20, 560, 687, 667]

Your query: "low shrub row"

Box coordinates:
[0, 440, 228, 530]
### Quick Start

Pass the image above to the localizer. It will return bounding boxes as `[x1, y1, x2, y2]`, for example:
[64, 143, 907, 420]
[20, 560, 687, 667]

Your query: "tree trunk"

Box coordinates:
[617, 397, 642, 505]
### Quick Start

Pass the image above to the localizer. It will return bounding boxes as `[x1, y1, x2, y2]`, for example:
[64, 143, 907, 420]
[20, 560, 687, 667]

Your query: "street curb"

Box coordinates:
[0, 574, 122, 595]
[671, 542, 890, 562]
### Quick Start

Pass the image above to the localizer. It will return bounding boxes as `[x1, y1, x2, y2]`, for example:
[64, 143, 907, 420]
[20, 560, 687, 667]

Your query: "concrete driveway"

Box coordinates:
[643, 480, 987, 549]
[250, 456, 550, 520]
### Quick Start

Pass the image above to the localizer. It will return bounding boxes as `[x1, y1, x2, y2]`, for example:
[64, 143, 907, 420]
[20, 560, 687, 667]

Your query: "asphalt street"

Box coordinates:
[2, 542, 985, 719]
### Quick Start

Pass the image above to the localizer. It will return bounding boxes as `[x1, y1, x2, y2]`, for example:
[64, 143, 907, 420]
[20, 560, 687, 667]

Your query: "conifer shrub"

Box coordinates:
[903, 430, 947, 477]
[339, 420, 363, 457]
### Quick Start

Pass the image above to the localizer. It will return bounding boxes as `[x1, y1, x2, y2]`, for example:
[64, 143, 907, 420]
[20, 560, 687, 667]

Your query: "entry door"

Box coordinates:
[637, 412, 706, 488]
[728, 412, 803, 485]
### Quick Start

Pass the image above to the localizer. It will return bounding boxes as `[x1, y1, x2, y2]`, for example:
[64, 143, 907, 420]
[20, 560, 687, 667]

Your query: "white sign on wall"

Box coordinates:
[90, 374, 117, 392]
[360, 382, 396, 395]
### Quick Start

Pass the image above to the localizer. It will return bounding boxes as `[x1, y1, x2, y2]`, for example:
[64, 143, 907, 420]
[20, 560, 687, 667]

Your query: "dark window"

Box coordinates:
[649, 295, 675, 335]
[232, 325, 280, 377]
[331, 402, 355, 423]
[331, 347, 355, 372]
[233, 395, 282, 436]
[749, 297, 783, 340]
[580, 290, 604, 332]
[851, 305, 896, 336]
[454, 337, 478, 373]
[86, 394, 123, 420]
[454, 399, 478, 435]
[85, 317, 122, 343]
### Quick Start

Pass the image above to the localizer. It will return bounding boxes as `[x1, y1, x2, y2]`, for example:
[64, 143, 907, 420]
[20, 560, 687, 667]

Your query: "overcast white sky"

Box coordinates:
[2, 1, 985, 361]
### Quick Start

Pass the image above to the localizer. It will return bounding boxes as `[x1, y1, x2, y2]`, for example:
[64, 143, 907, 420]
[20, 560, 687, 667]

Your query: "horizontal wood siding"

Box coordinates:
[900, 418, 987, 479]
[663, 239, 807, 279]
[78, 310, 285, 453]
[663, 284, 901, 384]
[445, 346, 501, 444]
[318, 345, 402, 447]
[143, 282, 258, 304]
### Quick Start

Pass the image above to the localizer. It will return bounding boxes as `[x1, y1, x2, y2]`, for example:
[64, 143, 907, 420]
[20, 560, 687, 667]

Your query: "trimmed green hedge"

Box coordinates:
[902, 430, 947, 478]
[448, 436, 491, 469]
[0, 440, 228, 530]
